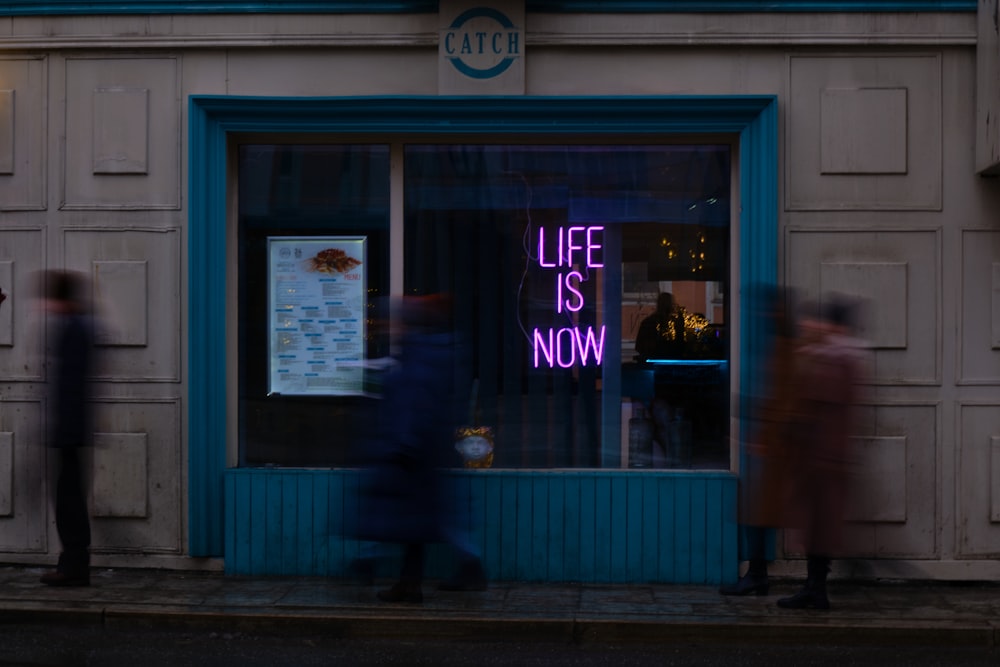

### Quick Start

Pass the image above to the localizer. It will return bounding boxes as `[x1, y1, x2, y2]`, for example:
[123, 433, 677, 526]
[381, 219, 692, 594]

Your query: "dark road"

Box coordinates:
[1, 623, 996, 667]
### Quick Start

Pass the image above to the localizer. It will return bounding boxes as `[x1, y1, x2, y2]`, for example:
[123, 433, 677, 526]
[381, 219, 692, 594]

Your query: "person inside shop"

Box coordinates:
[634, 292, 691, 465]
[38, 270, 97, 587]
[634, 291, 686, 363]
[351, 294, 486, 603]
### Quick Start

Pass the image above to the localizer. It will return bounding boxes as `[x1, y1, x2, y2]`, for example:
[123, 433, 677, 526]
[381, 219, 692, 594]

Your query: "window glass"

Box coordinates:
[404, 144, 731, 469]
[237, 144, 390, 466]
[236, 142, 729, 469]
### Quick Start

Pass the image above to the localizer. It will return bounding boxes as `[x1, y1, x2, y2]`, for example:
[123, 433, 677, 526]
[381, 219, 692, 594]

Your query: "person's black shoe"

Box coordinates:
[438, 559, 488, 591]
[776, 587, 829, 610]
[376, 582, 423, 603]
[719, 573, 769, 596]
[39, 570, 90, 587]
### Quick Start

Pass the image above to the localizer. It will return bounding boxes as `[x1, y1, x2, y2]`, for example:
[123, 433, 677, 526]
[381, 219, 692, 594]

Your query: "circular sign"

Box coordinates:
[444, 7, 520, 80]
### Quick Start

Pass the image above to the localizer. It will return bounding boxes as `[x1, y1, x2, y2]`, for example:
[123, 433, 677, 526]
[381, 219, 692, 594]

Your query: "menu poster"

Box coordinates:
[268, 236, 367, 396]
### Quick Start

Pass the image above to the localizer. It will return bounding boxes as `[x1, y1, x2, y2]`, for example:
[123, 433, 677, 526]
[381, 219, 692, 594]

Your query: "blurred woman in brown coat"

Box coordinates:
[777, 296, 865, 610]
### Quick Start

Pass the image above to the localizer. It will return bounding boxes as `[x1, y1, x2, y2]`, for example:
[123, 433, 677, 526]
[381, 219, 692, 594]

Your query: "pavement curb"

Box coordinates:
[2, 604, 996, 648]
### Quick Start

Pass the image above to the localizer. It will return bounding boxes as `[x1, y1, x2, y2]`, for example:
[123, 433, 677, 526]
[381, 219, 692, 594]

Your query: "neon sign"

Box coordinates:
[532, 225, 606, 369]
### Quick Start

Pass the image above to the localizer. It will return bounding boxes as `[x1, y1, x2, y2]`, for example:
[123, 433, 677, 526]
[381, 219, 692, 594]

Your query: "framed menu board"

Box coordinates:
[267, 236, 367, 396]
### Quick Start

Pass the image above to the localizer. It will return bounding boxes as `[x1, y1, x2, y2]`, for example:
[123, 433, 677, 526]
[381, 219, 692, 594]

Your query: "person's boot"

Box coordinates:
[777, 556, 830, 610]
[376, 581, 423, 603]
[719, 558, 769, 596]
[438, 558, 488, 591]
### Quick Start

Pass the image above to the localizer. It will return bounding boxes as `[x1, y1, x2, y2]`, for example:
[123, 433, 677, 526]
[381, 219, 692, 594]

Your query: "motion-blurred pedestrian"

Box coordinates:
[352, 294, 485, 603]
[38, 270, 96, 587]
[721, 285, 798, 596]
[777, 295, 865, 610]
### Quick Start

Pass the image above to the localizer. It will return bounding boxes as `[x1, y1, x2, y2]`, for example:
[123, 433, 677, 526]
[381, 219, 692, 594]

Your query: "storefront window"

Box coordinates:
[236, 141, 730, 469]
[237, 144, 391, 466]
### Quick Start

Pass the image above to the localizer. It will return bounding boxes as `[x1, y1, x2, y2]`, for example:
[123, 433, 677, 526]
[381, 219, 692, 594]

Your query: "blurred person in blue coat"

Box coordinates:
[353, 294, 485, 603]
[38, 270, 96, 587]
[721, 285, 798, 597]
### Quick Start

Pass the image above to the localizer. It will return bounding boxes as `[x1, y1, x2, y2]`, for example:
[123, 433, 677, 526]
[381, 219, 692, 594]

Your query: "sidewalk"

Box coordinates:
[1, 565, 998, 647]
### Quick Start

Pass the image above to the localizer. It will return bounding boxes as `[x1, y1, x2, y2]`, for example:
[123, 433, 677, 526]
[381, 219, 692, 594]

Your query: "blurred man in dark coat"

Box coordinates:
[355, 294, 485, 603]
[39, 270, 96, 587]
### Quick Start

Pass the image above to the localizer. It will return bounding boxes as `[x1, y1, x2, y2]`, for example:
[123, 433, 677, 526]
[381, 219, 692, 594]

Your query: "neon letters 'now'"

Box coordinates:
[533, 326, 606, 368]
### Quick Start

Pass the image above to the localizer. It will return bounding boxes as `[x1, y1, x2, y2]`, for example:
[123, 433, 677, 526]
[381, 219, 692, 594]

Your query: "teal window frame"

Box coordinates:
[188, 95, 777, 557]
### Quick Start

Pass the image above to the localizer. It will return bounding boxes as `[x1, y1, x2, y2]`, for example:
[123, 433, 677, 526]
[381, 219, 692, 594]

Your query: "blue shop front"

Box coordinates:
[189, 93, 777, 584]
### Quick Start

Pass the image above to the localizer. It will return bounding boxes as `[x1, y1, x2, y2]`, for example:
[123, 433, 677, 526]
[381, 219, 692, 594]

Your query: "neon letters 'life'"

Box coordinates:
[537, 226, 604, 268]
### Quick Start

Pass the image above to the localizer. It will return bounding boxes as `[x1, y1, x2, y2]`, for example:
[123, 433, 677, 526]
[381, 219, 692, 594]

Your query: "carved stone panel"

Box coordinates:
[0, 229, 45, 381]
[0, 432, 12, 517]
[0, 57, 46, 211]
[63, 57, 179, 209]
[960, 231, 1000, 384]
[0, 400, 47, 554]
[92, 88, 149, 175]
[89, 400, 181, 554]
[957, 403, 1000, 557]
[788, 54, 941, 210]
[92, 432, 148, 519]
[64, 229, 180, 382]
[847, 436, 908, 523]
[93, 261, 148, 347]
[786, 403, 938, 559]
[787, 228, 940, 385]
[820, 88, 908, 175]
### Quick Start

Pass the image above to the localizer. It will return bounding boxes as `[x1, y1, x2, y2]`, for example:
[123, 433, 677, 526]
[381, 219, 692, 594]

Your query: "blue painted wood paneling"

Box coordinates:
[657, 479, 675, 582]
[264, 476, 282, 574]
[296, 475, 314, 574]
[690, 477, 708, 584]
[562, 475, 581, 582]
[609, 476, 627, 582]
[312, 474, 330, 573]
[545, 475, 562, 580]
[516, 476, 534, 579]
[531, 476, 549, 580]
[577, 474, 597, 581]
[499, 474, 519, 580]
[640, 476, 659, 581]
[223, 469, 738, 583]
[625, 477, 643, 582]
[673, 476, 692, 582]
[590, 476, 609, 581]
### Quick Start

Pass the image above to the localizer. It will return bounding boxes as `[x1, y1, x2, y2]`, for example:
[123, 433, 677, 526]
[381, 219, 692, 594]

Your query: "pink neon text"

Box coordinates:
[537, 225, 604, 268]
[532, 326, 606, 368]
